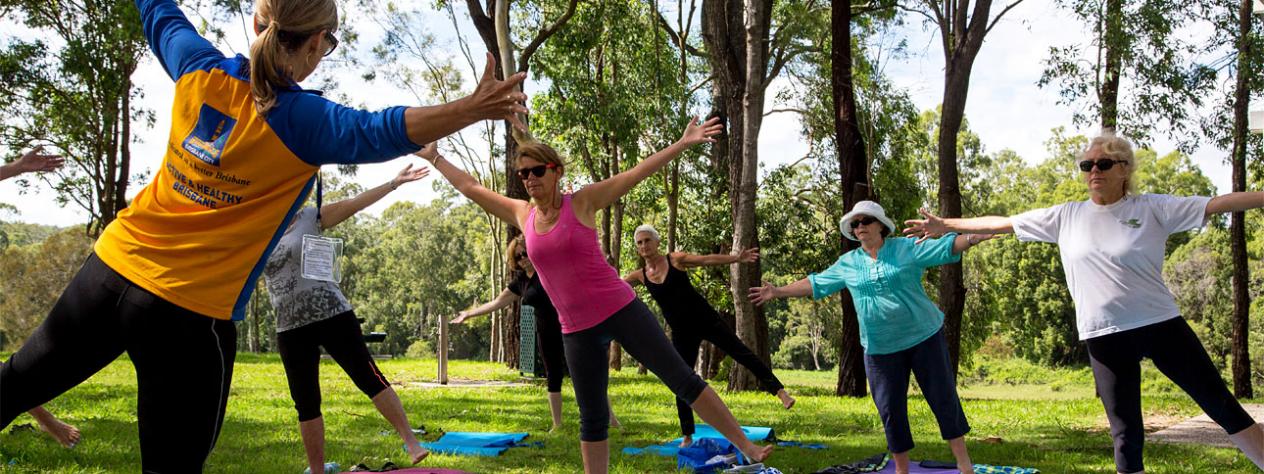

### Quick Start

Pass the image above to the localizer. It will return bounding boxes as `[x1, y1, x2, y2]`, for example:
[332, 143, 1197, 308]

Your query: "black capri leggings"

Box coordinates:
[534, 308, 567, 393]
[563, 299, 709, 442]
[276, 311, 391, 422]
[0, 252, 236, 473]
[1086, 316, 1256, 473]
[671, 318, 784, 436]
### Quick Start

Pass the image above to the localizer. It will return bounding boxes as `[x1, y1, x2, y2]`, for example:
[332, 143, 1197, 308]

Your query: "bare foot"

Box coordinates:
[958, 464, 975, 474]
[742, 443, 774, 463]
[549, 423, 561, 434]
[776, 389, 795, 410]
[37, 418, 80, 448]
[406, 442, 429, 464]
[678, 435, 693, 448]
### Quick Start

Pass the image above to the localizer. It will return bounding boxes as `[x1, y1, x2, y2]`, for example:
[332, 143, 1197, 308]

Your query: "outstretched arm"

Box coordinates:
[749, 278, 813, 306]
[402, 52, 529, 146]
[1, 146, 64, 181]
[674, 248, 758, 269]
[452, 288, 519, 324]
[573, 117, 722, 218]
[950, 234, 996, 255]
[419, 146, 530, 229]
[904, 207, 1014, 243]
[1205, 192, 1264, 217]
[622, 270, 644, 287]
[319, 151, 432, 229]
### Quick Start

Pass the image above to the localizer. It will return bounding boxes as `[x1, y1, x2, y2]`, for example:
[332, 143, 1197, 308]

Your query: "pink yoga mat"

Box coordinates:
[381, 469, 473, 474]
[874, 464, 958, 473]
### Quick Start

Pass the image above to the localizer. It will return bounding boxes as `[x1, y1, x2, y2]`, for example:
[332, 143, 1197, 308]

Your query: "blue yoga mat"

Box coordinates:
[420, 432, 531, 457]
[670, 425, 774, 444]
[623, 425, 775, 457]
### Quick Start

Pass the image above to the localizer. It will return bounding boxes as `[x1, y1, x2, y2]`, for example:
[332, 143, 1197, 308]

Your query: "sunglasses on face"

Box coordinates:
[1078, 158, 1127, 172]
[849, 216, 878, 229]
[516, 163, 558, 180]
[515, 252, 528, 261]
[322, 31, 339, 57]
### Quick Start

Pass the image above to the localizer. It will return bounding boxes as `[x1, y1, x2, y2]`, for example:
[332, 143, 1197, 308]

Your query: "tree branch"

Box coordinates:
[984, 0, 1026, 37]
[518, 0, 581, 73]
[656, 10, 706, 58]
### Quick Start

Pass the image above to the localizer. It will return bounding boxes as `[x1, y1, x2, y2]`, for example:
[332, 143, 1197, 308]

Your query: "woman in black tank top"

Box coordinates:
[623, 225, 795, 447]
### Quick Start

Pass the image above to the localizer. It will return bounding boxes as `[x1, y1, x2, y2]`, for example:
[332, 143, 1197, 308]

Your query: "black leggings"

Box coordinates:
[1086, 317, 1256, 473]
[276, 311, 391, 422]
[563, 299, 708, 442]
[671, 318, 784, 436]
[535, 311, 566, 393]
[0, 252, 236, 473]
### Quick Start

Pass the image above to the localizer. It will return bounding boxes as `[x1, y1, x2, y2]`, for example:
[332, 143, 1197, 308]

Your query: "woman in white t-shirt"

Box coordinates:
[904, 133, 1264, 473]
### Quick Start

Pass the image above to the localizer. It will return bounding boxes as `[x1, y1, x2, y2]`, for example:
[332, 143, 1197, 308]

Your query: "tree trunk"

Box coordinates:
[930, 0, 1004, 376]
[1229, 0, 1253, 399]
[832, 0, 870, 397]
[1099, 0, 1123, 132]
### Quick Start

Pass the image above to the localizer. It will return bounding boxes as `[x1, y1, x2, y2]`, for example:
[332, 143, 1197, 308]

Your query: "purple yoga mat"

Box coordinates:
[873, 463, 959, 473]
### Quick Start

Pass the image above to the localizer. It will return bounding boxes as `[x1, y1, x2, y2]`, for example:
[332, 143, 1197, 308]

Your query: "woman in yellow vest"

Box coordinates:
[0, 0, 526, 471]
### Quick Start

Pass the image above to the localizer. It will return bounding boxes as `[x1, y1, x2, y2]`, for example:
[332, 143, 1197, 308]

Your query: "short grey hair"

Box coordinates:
[634, 224, 660, 241]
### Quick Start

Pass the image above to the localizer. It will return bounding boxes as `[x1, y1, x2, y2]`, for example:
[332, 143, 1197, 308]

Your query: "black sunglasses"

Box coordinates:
[849, 216, 878, 229]
[1078, 158, 1127, 172]
[323, 31, 339, 57]
[515, 163, 557, 180]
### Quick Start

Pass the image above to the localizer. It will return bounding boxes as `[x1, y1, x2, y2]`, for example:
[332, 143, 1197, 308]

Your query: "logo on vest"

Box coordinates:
[1119, 218, 1141, 229]
[181, 103, 237, 167]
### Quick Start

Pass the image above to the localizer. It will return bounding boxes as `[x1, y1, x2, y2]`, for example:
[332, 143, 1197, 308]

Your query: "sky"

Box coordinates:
[1, 1, 1258, 228]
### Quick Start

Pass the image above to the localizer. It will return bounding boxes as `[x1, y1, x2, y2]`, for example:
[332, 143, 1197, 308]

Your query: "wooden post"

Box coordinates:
[438, 312, 449, 385]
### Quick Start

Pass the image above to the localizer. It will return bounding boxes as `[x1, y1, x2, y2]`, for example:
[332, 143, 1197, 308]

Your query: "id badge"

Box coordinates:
[301, 234, 344, 283]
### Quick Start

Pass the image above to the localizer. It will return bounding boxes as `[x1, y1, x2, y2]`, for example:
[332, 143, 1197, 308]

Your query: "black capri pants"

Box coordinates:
[563, 299, 709, 442]
[535, 308, 567, 393]
[1086, 316, 1256, 473]
[276, 310, 391, 422]
[863, 328, 970, 454]
[671, 317, 784, 436]
[0, 252, 236, 473]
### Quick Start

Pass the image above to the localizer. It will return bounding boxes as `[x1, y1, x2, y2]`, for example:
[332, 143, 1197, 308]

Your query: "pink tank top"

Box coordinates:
[524, 194, 636, 334]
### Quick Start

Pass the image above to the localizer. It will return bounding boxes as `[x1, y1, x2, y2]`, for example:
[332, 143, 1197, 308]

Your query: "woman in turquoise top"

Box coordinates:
[750, 200, 991, 474]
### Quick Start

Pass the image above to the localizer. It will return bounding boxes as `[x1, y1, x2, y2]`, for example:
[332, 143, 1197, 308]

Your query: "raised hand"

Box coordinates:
[16, 146, 64, 174]
[903, 207, 948, 243]
[678, 116, 724, 147]
[450, 311, 471, 324]
[737, 247, 760, 263]
[748, 282, 776, 306]
[392, 163, 431, 188]
[413, 142, 440, 162]
[469, 52, 530, 132]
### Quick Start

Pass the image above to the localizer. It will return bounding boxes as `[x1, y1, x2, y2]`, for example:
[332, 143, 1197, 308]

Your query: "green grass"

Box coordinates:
[1, 354, 1258, 473]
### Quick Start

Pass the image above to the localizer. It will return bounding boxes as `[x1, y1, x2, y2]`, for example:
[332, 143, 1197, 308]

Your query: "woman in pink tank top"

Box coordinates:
[421, 117, 773, 473]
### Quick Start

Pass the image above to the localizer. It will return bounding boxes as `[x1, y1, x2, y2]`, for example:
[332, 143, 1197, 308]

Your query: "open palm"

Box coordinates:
[679, 116, 724, 147]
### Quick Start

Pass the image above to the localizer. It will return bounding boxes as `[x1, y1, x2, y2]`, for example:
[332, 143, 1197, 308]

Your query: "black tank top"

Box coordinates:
[643, 254, 721, 331]
[507, 272, 559, 325]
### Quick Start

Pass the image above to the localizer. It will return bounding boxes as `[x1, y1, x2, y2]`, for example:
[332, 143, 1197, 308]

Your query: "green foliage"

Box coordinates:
[0, 227, 94, 350]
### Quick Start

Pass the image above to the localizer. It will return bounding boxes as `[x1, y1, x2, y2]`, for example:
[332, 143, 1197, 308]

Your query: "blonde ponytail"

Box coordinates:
[249, 0, 339, 116]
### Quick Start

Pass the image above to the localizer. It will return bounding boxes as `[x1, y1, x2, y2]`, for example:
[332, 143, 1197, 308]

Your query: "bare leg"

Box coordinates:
[371, 387, 428, 464]
[679, 434, 693, 448]
[688, 387, 773, 462]
[580, 440, 610, 474]
[29, 406, 79, 448]
[1228, 422, 1264, 469]
[948, 436, 974, 473]
[548, 391, 564, 432]
[891, 450, 910, 474]
[608, 396, 621, 429]
[299, 417, 326, 474]
[776, 389, 795, 410]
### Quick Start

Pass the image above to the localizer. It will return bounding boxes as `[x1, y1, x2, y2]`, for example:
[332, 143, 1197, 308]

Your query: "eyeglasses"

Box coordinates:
[515, 163, 557, 180]
[1078, 158, 1127, 172]
[515, 252, 528, 261]
[322, 31, 339, 57]
[849, 216, 878, 229]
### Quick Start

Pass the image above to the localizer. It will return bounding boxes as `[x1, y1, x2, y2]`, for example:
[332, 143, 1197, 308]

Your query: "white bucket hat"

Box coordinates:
[839, 200, 897, 241]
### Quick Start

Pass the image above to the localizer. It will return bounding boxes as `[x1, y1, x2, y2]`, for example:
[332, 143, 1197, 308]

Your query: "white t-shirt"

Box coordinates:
[1010, 194, 1211, 340]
